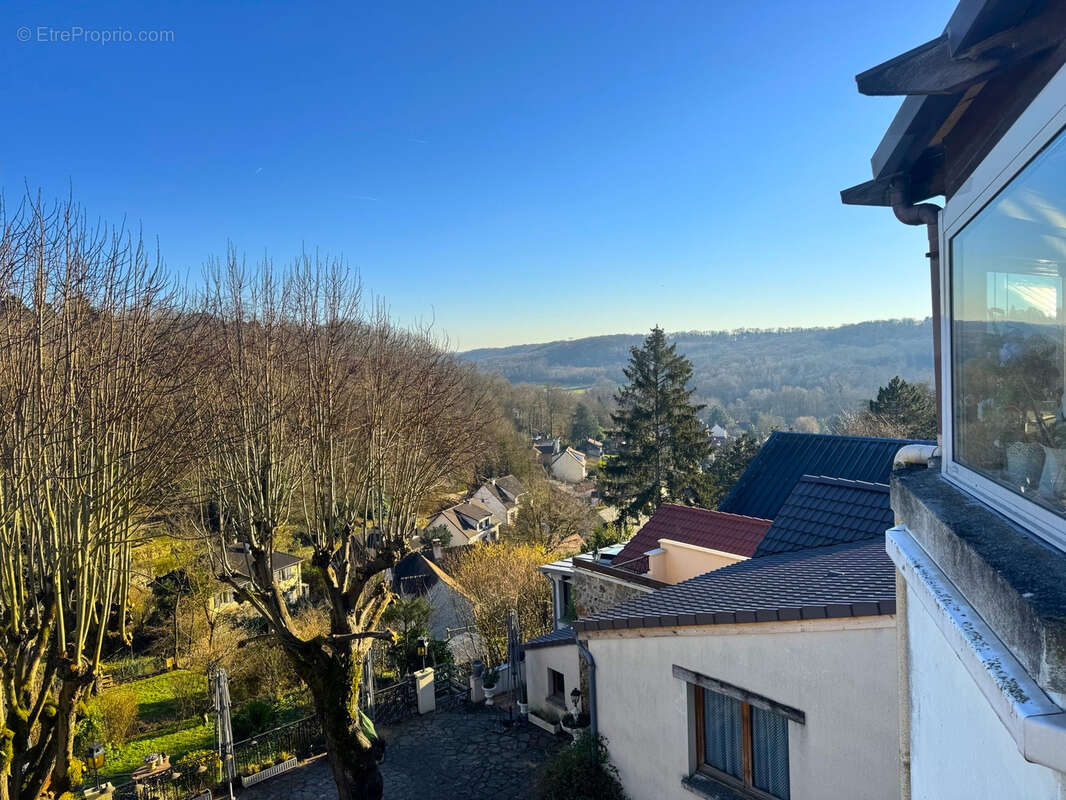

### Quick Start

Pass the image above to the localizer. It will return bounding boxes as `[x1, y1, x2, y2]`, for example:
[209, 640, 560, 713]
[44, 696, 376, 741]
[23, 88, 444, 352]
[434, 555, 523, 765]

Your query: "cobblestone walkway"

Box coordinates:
[237, 706, 566, 800]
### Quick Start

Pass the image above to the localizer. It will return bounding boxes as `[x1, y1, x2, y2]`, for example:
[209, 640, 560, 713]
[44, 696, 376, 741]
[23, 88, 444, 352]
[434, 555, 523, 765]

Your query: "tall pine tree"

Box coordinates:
[600, 327, 710, 521]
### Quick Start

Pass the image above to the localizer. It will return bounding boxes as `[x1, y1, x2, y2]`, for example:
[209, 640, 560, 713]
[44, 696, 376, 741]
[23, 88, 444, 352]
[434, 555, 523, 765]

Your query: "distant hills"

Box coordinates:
[462, 319, 934, 429]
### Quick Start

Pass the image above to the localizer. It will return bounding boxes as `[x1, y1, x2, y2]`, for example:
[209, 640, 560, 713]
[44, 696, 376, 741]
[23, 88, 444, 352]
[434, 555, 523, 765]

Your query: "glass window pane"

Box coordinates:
[703, 690, 743, 779]
[752, 706, 790, 799]
[951, 127, 1066, 519]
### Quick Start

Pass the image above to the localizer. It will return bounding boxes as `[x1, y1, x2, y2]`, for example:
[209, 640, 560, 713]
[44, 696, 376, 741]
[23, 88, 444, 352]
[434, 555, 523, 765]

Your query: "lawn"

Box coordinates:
[97, 669, 213, 780]
[97, 669, 310, 781]
[120, 669, 208, 723]
[101, 719, 215, 780]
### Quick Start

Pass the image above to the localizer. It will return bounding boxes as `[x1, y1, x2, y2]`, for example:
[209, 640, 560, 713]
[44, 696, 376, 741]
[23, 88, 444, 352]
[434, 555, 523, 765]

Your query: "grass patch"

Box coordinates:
[100, 719, 214, 780]
[121, 669, 209, 724]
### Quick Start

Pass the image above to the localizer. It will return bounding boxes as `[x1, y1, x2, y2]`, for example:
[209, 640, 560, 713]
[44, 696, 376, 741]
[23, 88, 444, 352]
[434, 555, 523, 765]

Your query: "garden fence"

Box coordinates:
[109, 751, 220, 800]
[232, 714, 325, 777]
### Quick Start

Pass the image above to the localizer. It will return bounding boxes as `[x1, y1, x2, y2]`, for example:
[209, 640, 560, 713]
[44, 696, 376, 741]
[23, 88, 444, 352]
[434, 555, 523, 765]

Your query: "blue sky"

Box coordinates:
[1, 0, 954, 349]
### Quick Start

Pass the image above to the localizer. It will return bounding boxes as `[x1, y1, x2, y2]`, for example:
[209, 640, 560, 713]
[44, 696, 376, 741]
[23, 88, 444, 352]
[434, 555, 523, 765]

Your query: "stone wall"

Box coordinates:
[572, 568, 649, 618]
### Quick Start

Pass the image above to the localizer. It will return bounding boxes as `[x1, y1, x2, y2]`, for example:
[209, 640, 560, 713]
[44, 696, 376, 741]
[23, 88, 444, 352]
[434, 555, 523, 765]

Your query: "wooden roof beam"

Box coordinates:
[856, 12, 1063, 97]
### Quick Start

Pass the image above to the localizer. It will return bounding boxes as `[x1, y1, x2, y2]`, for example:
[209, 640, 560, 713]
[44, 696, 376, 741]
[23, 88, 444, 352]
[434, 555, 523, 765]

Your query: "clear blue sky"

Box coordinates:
[1, 0, 955, 349]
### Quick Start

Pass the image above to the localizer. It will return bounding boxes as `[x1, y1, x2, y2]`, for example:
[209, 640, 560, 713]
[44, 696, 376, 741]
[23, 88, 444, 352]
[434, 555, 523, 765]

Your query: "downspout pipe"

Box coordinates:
[891, 186, 944, 442]
[575, 638, 597, 740]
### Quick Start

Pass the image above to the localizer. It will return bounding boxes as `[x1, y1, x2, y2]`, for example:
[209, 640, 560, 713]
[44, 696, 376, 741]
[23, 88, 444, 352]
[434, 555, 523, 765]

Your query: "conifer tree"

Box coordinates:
[599, 327, 709, 521]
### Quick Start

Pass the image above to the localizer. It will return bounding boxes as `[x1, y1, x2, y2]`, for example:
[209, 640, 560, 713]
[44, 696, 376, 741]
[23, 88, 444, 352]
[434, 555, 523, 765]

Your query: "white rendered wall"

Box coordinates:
[587, 620, 899, 800]
[906, 584, 1066, 799]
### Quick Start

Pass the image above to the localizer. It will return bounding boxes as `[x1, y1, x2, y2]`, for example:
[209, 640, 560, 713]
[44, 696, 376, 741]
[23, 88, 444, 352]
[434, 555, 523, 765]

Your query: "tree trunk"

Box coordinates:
[301, 649, 385, 800]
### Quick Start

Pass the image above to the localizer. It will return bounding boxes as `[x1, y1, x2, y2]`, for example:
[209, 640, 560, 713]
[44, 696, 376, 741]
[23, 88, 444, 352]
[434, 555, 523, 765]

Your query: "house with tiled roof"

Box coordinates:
[522, 504, 772, 731]
[578, 538, 899, 800]
[210, 542, 306, 613]
[568, 433, 921, 800]
[610, 504, 771, 583]
[392, 551, 477, 662]
[425, 500, 498, 549]
[550, 447, 587, 483]
[472, 474, 529, 526]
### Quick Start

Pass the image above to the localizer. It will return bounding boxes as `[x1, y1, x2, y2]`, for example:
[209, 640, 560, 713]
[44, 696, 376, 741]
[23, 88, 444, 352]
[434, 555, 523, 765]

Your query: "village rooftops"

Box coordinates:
[611, 504, 772, 574]
[718, 431, 933, 521]
[754, 475, 894, 557]
[573, 537, 895, 633]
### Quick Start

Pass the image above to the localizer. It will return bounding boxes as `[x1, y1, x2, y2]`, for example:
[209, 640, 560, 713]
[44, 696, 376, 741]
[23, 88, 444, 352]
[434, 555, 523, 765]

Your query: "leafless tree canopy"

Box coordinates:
[0, 194, 201, 799]
[194, 250, 492, 799]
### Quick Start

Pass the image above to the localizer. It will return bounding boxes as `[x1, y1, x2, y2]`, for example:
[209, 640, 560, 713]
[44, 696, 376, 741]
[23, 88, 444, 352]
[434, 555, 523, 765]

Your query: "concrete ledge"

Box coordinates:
[888, 526, 1066, 773]
[891, 468, 1066, 692]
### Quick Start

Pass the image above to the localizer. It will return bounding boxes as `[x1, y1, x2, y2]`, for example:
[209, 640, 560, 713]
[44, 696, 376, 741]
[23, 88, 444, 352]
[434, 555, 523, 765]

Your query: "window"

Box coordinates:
[694, 685, 791, 800]
[948, 125, 1066, 527]
[548, 668, 566, 705]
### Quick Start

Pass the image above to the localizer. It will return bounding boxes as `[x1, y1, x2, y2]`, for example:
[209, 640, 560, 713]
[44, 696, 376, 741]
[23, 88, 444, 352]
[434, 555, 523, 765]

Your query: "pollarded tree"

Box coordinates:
[0, 194, 200, 799]
[599, 327, 709, 521]
[195, 252, 490, 800]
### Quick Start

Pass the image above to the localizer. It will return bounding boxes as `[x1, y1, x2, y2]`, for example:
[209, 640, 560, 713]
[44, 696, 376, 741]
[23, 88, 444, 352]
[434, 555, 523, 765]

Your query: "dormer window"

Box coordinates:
[943, 94, 1066, 548]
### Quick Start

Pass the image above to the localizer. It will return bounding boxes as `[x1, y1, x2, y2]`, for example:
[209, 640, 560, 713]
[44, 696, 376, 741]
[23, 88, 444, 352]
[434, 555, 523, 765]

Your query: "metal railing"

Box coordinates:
[232, 715, 325, 777]
[365, 676, 416, 725]
[110, 751, 221, 800]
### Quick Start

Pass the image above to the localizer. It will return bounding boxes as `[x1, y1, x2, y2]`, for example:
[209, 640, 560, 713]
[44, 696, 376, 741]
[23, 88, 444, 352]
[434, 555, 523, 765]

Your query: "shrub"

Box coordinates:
[95, 688, 139, 746]
[533, 732, 627, 800]
[561, 712, 589, 729]
[232, 699, 278, 740]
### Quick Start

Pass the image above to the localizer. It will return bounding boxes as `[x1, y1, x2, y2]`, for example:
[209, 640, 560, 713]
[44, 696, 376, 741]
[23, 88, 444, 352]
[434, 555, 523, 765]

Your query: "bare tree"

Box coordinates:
[196, 250, 491, 799]
[0, 193, 198, 799]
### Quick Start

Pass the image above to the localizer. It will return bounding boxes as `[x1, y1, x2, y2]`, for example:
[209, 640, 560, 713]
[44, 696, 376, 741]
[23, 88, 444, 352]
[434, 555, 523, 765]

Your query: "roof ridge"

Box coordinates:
[798, 474, 890, 491]
[657, 503, 772, 524]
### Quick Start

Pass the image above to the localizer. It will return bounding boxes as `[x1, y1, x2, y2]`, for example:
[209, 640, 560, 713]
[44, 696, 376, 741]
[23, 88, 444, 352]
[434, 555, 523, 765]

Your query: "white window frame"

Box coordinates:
[940, 60, 1066, 551]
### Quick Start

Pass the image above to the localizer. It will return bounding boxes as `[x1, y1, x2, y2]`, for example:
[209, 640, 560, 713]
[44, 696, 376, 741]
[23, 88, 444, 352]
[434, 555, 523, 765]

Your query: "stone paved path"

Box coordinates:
[237, 706, 567, 800]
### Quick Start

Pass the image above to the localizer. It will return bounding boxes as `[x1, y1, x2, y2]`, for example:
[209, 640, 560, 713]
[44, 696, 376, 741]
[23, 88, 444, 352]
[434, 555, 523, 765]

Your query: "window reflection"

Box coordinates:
[951, 129, 1066, 518]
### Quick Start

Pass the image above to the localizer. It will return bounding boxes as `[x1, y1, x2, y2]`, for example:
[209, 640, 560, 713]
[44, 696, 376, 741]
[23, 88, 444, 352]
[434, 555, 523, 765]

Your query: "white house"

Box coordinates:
[550, 447, 586, 483]
[425, 500, 498, 548]
[576, 538, 899, 800]
[210, 543, 306, 613]
[471, 474, 528, 526]
[846, 2, 1066, 798]
[392, 551, 478, 662]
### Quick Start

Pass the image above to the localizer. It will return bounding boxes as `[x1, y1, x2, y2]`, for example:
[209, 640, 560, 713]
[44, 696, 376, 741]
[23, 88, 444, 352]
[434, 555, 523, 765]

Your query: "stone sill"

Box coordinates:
[680, 773, 755, 800]
[890, 467, 1066, 693]
[888, 526, 1066, 774]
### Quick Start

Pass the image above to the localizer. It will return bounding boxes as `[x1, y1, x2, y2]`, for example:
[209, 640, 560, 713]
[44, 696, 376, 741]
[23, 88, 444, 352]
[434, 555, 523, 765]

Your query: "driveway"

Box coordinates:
[237, 705, 566, 800]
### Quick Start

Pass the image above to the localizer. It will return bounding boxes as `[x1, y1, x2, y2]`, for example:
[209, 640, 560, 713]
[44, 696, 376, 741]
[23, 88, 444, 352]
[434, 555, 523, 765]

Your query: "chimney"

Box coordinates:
[432, 538, 443, 561]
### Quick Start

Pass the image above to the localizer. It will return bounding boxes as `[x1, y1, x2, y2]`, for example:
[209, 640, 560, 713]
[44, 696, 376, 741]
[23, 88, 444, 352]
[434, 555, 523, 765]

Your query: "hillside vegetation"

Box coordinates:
[463, 319, 934, 431]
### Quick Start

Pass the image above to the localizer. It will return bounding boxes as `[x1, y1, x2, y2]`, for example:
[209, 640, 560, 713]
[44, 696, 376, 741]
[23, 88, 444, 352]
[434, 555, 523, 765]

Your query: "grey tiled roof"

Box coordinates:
[718, 431, 932, 520]
[754, 475, 894, 557]
[573, 537, 895, 633]
[522, 627, 577, 651]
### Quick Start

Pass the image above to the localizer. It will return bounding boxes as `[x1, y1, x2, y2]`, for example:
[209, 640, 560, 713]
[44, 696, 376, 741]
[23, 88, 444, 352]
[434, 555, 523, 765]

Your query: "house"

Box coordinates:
[523, 505, 770, 730]
[533, 435, 561, 464]
[610, 503, 771, 584]
[425, 500, 498, 548]
[471, 474, 528, 526]
[709, 424, 728, 440]
[550, 447, 586, 483]
[210, 543, 306, 612]
[583, 438, 604, 460]
[392, 550, 477, 662]
[575, 538, 898, 800]
[565, 436, 911, 799]
[845, 1, 1066, 796]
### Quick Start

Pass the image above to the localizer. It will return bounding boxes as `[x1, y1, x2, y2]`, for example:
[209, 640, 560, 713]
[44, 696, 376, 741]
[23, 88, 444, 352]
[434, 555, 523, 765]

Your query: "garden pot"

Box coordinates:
[483, 685, 498, 704]
[528, 711, 561, 735]
[518, 701, 529, 716]
[1038, 445, 1066, 504]
[1006, 441, 1045, 489]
